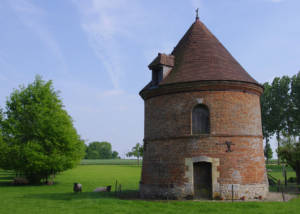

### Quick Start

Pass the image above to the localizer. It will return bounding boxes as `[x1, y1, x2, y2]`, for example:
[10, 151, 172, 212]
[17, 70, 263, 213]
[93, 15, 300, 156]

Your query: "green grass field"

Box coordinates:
[0, 163, 300, 214]
[266, 164, 296, 181]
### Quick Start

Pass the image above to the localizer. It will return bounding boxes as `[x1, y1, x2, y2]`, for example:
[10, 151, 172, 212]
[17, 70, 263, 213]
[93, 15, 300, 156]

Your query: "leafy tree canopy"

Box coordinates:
[126, 143, 143, 166]
[112, 151, 119, 159]
[85, 141, 119, 159]
[0, 76, 85, 183]
[261, 82, 273, 141]
[261, 72, 300, 165]
[264, 142, 273, 164]
[291, 72, 300, 134]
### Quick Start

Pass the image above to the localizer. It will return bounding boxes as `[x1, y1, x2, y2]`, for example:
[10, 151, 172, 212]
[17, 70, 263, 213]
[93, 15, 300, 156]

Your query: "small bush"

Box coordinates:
[288, 177, 297, 183]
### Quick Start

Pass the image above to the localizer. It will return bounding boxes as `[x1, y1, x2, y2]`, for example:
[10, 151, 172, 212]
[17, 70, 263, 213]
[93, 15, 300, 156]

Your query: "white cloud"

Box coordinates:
[8, 0, 67, 74]
[268, 0, 284, 2]
[10, 0, 44, 14]
[99, 89, 124, 97]
[72, 0, 143, 90]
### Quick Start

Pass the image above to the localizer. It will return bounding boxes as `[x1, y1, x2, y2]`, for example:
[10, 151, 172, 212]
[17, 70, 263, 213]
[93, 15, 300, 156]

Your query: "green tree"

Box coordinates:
[278, 134, 300, 184]
[260, 72, 300, 179]
[0, 109, 5, 167]
[0, 76, 85, 184]
[85, 141, 118, 159]
[261, 82, 274, 163]
[291, 72, 300, 135]
[83, 143, 88, 159]
[98, 142, 112, 159]
[270, 76, 291, 165]
[112, 151, 119, 159]
[126, 143, 143, 166]
[264, 142, 273, 164]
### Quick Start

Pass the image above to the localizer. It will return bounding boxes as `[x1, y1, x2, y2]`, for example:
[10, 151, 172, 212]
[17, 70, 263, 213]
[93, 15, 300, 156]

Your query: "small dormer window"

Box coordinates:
[148, 53, 174, 87]
[152, 69, 163, 86]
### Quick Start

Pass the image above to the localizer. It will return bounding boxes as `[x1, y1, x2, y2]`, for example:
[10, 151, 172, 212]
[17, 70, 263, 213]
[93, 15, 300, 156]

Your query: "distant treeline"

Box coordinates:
[80, 159, 141, 165]
[84, 141, 120, 159]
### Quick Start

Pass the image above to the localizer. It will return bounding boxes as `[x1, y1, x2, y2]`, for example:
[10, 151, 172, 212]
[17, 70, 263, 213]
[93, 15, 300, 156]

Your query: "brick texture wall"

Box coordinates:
[140, 90, 268, 199]
[144, 91, 262, 139]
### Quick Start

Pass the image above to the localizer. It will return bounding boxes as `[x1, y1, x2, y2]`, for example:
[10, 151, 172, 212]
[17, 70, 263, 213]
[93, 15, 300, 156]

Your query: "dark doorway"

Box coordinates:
[193, 162, 212, 199]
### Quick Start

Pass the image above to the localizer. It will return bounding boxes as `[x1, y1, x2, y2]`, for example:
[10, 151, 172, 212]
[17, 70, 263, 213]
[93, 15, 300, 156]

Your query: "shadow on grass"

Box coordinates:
[0, 176, 14, 180]
[24, 190, 140, 201]
[0, 179, 63, 187]
[0, 181, 12, 186]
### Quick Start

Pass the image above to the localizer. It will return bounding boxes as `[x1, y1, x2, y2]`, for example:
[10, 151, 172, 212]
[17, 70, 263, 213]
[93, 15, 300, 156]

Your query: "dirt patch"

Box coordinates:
[263, 192, 298, 202]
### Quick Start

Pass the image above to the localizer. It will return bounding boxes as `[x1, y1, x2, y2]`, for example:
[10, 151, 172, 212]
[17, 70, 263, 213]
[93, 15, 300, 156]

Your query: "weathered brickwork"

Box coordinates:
[140, 90, 268, 200]
[145, 91, 262, 139]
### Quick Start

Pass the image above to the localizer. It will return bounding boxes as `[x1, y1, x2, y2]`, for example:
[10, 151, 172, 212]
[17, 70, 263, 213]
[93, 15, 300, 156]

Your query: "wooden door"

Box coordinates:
[193, 162, 212, 199]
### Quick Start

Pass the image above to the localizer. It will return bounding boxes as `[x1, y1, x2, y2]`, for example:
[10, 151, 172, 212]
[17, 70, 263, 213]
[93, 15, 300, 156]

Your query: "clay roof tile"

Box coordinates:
[160, 19, 258, 85]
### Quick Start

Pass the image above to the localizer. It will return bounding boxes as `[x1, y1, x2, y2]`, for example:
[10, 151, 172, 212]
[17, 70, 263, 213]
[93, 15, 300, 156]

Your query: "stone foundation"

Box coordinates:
[139, 183, 268, 200]
[139, 183, 185, 199]
[219, 183, 268, 200]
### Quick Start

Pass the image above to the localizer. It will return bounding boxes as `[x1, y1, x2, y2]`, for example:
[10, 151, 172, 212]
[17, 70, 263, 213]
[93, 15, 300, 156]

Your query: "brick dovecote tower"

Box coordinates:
[139, 16, 268, 200]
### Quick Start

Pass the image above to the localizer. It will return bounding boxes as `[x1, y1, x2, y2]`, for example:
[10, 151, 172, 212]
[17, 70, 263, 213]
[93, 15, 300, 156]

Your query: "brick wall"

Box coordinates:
[140, 90, 268, 199]
[145, 91, 262, 139]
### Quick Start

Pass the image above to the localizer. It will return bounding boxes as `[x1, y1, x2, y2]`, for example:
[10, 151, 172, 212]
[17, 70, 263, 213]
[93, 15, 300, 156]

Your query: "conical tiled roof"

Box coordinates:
[160, 18, 258, 85]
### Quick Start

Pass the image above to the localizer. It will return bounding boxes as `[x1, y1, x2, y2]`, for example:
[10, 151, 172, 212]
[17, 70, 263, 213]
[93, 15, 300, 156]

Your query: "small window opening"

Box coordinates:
[152, 69, 163, 85]
[192, 104, 210, 134]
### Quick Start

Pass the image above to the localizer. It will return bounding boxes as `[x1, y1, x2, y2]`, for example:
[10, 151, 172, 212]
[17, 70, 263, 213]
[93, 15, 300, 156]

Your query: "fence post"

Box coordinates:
[115, 180, 118, 196]
[277, 179, 281, 192]
[167, 184, 169, 201]
[119, 184, 122, 195]
[232, 184, 234, 202]
[281, 183, 285, 202]
[282, 164, 287, 188]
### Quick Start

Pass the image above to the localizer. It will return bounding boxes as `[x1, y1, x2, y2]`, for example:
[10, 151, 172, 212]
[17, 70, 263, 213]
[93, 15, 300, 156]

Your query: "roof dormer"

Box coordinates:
[148, 53, 174, 87]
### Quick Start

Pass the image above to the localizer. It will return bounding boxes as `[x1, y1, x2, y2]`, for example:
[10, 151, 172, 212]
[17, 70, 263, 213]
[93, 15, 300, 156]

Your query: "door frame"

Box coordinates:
[185, 156, 220, 199]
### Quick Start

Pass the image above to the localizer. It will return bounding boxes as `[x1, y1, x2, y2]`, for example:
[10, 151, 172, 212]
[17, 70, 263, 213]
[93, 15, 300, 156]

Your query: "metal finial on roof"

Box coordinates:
[195, 8, 199, 20]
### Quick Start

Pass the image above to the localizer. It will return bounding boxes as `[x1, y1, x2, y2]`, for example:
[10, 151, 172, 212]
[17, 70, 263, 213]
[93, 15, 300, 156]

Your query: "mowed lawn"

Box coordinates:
[0, 165, 300, 214]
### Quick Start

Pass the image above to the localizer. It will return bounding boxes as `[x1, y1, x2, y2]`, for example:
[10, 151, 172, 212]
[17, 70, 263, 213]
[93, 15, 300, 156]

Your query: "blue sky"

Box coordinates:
[0, 0, 299, 157]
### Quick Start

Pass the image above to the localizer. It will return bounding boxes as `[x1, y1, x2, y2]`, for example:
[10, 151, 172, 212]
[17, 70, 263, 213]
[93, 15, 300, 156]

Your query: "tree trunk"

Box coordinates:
[137, 155, 140, 166]
[266, 138, 269, 165]
[276, 132, 280, 165]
